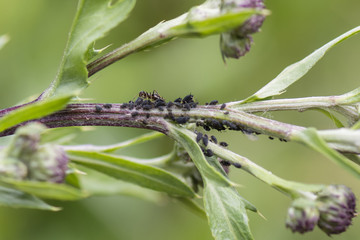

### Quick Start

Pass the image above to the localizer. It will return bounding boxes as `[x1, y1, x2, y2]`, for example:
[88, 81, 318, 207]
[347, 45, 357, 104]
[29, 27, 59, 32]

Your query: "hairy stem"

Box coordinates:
[0, 103, 358, 154]
[228, 96, 359, 122]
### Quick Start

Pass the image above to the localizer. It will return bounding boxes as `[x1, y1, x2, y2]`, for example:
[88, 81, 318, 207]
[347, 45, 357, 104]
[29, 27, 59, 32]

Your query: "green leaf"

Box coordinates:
[0, 95, 72, 133]
[352, 120, 360, 130]
[2, 179, 88, 201]
[243, 26, 360, 103]
[176, 197, 207, 219]
[169, 125, 233, 185]
[204, 180, 254, 240]
[314, 109, 344, 128]
[65, 131, 164, 153]
[168, 125, 255, 239]
[337, 87, 360, 104]
[0, 34, 10, 50]
[40, 126, 90, 144]
[0, 185, 59, 211]
[293, 128, 360, 178]
[68, 151, 195, 197]
[73, 164, 162, 202]
[85, 42, 110, 62]
[171, 9, 266, 37]
[42, 0, 136, 98]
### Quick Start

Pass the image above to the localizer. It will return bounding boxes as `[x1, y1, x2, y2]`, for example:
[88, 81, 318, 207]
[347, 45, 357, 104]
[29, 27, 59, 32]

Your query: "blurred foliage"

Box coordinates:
[0, 0, 359, 239]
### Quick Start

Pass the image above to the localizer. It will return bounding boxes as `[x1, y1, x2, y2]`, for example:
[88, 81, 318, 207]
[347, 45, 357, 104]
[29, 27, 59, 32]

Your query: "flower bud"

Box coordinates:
[220, 33, 252, 59]
[7, 122, 45, 160]
[220, 0, 266, 59]
[285, 198, 320, 234]
[3, 122, 69, 183]
[316, 185, 357, 235]
[27, 144, 69, 183]
[0, 156, 27, 180]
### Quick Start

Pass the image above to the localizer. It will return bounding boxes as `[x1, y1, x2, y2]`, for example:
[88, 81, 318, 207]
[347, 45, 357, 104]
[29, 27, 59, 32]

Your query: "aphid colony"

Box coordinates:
[195, 130, 240, 170]
[93, 90, 283, 171]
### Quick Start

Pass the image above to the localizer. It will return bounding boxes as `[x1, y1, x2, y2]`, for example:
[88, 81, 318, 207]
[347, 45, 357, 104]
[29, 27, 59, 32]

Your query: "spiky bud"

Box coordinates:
[220, 0, 266, 59]
[285, 198, 320, 234]
[27, 144, 68, 183]
[316, 185, 357, 235]
[2, 122, 69, 183]
[0, 156, 27, 180]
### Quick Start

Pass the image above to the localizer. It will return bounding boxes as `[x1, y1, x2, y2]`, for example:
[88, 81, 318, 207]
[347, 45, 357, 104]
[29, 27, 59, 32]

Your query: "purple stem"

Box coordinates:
[0, 103, 304, 139]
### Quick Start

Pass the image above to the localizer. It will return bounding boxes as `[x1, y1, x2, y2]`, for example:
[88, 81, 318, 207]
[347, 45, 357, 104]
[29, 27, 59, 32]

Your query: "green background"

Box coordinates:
[0, 0, 359, 239]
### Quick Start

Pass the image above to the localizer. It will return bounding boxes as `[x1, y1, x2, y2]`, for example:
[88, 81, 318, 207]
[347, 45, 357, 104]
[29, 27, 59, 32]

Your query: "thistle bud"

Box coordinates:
[0, 156, 27, 180]
[7, 122, 45, 160]
[3, 122, 69, 183]
[316, 185, 357, 235]
[285, 198, 320, 234]
[27, 144, 68, 183]
[220, 33, 252, 59]
[220, 0, 266, 60]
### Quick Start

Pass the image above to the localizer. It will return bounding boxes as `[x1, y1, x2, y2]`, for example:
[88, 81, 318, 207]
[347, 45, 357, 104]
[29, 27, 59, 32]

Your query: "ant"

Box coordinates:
[138, 90, 164, 101]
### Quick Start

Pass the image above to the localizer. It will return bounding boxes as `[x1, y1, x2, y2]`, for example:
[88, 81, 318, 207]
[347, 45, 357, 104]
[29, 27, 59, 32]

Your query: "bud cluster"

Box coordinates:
[285, 185, 357, 236]
[220, 0, 266, 59]
[0, 122, 68, 183]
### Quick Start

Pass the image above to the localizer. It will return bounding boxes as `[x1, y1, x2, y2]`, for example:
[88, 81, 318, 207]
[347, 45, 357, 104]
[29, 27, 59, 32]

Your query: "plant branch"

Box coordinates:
[228, 95, 359, 123]
[1, 102, 358, 155]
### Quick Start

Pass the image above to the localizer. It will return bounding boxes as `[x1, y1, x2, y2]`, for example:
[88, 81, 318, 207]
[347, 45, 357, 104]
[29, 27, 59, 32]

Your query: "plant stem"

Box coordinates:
[0, 103, 358, 154]
[228, 96, 359, 121]
[169, 126, 323, 199]
[87, 14, 187, 77]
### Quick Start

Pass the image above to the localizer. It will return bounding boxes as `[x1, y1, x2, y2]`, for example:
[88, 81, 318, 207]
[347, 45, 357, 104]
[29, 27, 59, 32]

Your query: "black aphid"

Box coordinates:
[210, 119, 224, 131]
[189, 102, 197, 108]
[131, 111, 139, 117]
[219, 141, 228, 147]
[103, 104, 112, 109]
[183, 103, 191, 111]
[175, 116, 190, 124]
[196, 132, 203, 143]
[182, 94, 193, 103]
[95, 105, 102, 112]
[174, 97, 182, 103]
[146, 113, 150, 118]
[210, 135, 218, 144]
[174, 102, 183, 108]
[223, 120, 239, 131]
[167, 101, 174, 108]
[120, 103, 128, 109]
[220, 160, 231, 166]
[135, 97, 144, 106]
[205, 149, 214, 157]
[128, 102, 135, 110]
[154, 100, 166, 107]
[168, 111, 175, 120]
[142, 99, 152, 106]
[202, 134, 209, 146]
[220, 103, 226, 110]
[158, 106, 164, 111]
[203, 125, 211, 131]
[224, 111, 229, 115]
[232, 163, 242, 168]
[268, 136, 274, 140]
[142, 105, 152, 111]
[279, 138, 288, 142]
[209, 100, 218, 105]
